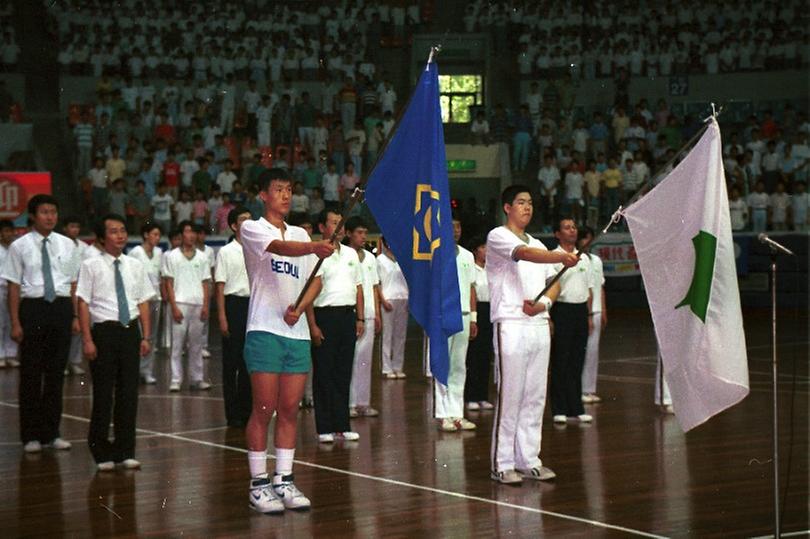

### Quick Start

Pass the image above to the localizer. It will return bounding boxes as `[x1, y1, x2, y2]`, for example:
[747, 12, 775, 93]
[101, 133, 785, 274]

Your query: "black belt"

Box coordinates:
[96, 317, 140, 329]
[314, 306, 355, 312]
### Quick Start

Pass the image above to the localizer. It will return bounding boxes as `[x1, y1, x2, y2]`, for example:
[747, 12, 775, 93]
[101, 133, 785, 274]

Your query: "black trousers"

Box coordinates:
[312, 306, 356, 435]
[550, 302, 588, 417]
[222, 295, 251, 425]
[464, 302, 492, 403]
[88, 321, 141, 463]
[18, 297, 72, 444]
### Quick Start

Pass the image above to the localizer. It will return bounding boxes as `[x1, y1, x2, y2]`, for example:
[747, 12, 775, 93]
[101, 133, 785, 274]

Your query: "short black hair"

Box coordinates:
[228, 205, 251, 228]
[141, 221, 162, 237]
[501, 184, 532, 207]
[0, 219, 14, 231]
[553, 215, 575, 233]
[62, 215, 82, 227]
[578, 225, 595, 241]
[345, 216, 366, 232]
[289, 214, 313, 228]
[176, 220, 195, 234]
[256, 168, 291, 191]
[28, 194, 59, 216]
[94, 213, 127, 239]
[467, 235, 486, 251]
[318, 208, 341, 225]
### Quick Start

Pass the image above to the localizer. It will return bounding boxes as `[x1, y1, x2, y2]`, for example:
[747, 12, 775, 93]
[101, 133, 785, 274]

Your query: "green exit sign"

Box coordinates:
[447, 160, 476, 172]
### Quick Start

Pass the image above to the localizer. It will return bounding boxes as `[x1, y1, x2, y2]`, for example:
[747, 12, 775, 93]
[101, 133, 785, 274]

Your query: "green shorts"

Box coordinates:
[243, 331, 311, 374]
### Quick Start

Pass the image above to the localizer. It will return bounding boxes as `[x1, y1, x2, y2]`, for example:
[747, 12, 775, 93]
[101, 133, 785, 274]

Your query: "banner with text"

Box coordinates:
[0, 172, 53, 228]
[590, 233, 640, 276]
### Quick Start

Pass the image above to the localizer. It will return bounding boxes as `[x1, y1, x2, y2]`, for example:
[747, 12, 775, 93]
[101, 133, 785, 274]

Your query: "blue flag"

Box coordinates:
[365, 61, 462, 385]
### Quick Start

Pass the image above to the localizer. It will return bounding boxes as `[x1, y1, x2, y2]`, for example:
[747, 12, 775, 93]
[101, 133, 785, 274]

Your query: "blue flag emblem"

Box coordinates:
[365, 62, 462, 385]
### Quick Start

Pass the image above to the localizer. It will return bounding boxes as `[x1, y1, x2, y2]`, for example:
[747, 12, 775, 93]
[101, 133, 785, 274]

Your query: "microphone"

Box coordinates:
[757, 233, 795, 256]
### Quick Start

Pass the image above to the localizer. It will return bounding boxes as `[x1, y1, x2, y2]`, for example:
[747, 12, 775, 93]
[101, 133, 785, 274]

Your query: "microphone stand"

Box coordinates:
[767, 246, 780, 538]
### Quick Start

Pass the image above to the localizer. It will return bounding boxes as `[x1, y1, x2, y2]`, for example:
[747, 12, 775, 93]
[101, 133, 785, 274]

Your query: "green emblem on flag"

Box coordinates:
[676, 230, 717, 323]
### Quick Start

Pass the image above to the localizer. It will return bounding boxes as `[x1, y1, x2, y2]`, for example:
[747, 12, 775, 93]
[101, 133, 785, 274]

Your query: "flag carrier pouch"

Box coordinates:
[293, 46, 444, 311]
[529, 106, 719, 306]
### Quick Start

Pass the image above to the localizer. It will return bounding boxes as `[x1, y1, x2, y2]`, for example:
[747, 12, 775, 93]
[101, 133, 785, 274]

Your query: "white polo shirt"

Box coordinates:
[128, 244, 163, 299]
[1, 230, 80, 298]
[0, 244, 9, 292]
[473, 263, 490, 303]
[486, 226, 555, 324]
[314, 244, 361, 308]
[585, 253, 605, 313]
[162, 248, 210, 305]
[456, 246, 476, 314]
[552, 246, 592, 304]
[214, 240, 250, 297]
[377, 253, 408, 300]
[356, 248, 379, 319]
[76, 252, 155, 324]
[241, 218, 320, 340]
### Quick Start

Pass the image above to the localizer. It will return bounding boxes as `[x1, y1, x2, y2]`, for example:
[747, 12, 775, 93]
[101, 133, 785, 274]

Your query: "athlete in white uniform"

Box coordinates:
[62, 216, 89, 375]
[0, 220, 19, 367]
[377, 239, 409, 379]
[345, 217, 381, 418]
[240, 168, 334, 514]
[127, 222, 163, 384]
[579, 226, 607, 404]
[434, 215, 478, 432]
[487, 185, 578, 485]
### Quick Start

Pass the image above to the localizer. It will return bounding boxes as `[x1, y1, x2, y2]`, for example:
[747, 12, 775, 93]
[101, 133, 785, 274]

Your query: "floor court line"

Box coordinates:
[0, 400, 668, 539]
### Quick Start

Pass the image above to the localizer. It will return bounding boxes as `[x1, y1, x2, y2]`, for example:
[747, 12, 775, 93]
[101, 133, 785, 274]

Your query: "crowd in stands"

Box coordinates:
[48, 0, 422, 80]
[462, 0, 809, 79]
[472, 94, 810, 232]
[71, 71, 400, 235]
[0, 2, 17, 73]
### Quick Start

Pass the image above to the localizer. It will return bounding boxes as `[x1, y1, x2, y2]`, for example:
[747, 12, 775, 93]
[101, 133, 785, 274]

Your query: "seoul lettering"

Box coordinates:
[271, 259, 299, 278]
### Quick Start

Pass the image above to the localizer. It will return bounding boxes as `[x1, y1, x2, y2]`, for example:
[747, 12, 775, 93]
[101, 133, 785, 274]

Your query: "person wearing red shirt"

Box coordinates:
[760, 110, 778, 140]
[162, 153, 181, 199]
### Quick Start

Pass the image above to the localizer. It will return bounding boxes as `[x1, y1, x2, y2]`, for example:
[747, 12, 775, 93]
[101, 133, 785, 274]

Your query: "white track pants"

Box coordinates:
[581, 312, 602, 394]
[381, 299, 408, 374]
[140, 300, 160, 377]
[170, 303, 205, 384]
[350, 316, 375, 407]
[0, 288, 17, 358]
[654, 352, 672, 406]
[491, 321, 550, 473]
[434, 314, 470, 419]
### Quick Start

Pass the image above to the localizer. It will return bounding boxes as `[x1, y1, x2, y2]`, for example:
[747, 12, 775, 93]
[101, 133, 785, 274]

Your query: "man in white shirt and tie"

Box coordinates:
[163, 220, 212, 392]
[77, 213, 154, 471]
[1, 195, 81, 454]
[215, 206, 253, 428]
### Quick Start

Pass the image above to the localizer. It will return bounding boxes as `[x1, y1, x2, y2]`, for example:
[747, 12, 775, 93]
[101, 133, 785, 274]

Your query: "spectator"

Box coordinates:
[214, 192, 235, 234]
[89, 156, 109, 216]
[128, 179, 151, 233]
[107, 178, 128, 218]
[728, 186, 748, 231]
[217, 159, 237, 194]
[192, 158, 213, 197]
[747, 180, 769, 232]
[290, 181, 310, 223]
[791, 181, 808, 231]
[175, 190, 194, 223]
[768, 181, 790, 230]
[151, 182, 174, 233]
[471, 110, 490, 145]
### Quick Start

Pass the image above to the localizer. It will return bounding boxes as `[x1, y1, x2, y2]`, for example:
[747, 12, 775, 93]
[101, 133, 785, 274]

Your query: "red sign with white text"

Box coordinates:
[0, 172, 52, 225]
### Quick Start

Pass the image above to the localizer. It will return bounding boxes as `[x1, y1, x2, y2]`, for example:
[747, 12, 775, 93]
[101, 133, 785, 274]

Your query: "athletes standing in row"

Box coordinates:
[377, 238, 408, 379]
[128, 222, 163, 385]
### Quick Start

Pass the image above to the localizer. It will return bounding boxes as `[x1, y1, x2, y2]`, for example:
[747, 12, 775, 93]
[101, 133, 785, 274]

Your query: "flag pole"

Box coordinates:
[531, 115, 716, 304]
[292, 46, 442, 310]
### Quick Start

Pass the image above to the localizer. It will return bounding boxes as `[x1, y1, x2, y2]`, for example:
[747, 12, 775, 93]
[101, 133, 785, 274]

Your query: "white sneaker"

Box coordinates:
[466, 401, 480, 411]
[169, 381, 181, 392]
[318, 433, 335, 443]
[664, 405, 675, 414]
[491, 470, 523, 484]
[50, 438, 72, 450]
[349, 407, 359, 418]
[361, 407, 379, 417]
[70, 364, 85, 375]
[192, 381, 212, 390]
[337, 431, 359, 441]
[517, 466, 557, 481]
[23, 441, 42, 453]
[141, 374, 157, 385]
[577, 414, 593, 422]
[0, 358, 6, 368]
[581, 394, 595, 403]
[553, 415, 567, 424]
[7, 358, 19, 367]
[478, 401, 495, 410]
[96, 461, 115, 472]
[249, 474, 285, 514]
[202, 349, 211, 358]
[121, 458, 141, 469]
[395, 371, 406, 379]
[439, 418, 458, 432]
[383, 372, 397, 379]
[454, 418, 476, 430]
[273, 474, 311, 510]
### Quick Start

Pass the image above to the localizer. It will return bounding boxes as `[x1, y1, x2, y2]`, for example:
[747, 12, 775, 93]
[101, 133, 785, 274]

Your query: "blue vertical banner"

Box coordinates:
[365, 61, 462, 385]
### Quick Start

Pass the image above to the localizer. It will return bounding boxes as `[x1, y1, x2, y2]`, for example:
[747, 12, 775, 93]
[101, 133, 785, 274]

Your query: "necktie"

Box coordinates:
[114, 259, 129, 325]
[41, 237, 56, 303]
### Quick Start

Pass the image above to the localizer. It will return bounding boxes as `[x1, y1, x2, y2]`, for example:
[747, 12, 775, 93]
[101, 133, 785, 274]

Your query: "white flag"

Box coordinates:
[623, 118, 749, 431]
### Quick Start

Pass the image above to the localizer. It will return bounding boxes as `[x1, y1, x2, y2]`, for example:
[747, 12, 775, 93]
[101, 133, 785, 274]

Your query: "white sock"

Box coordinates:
[274, 447, 295, 478]
[247, 450, 267, 478]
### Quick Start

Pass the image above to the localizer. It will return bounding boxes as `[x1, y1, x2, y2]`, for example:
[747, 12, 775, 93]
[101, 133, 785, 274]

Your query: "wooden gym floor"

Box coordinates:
[0, 309, 806, 538]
